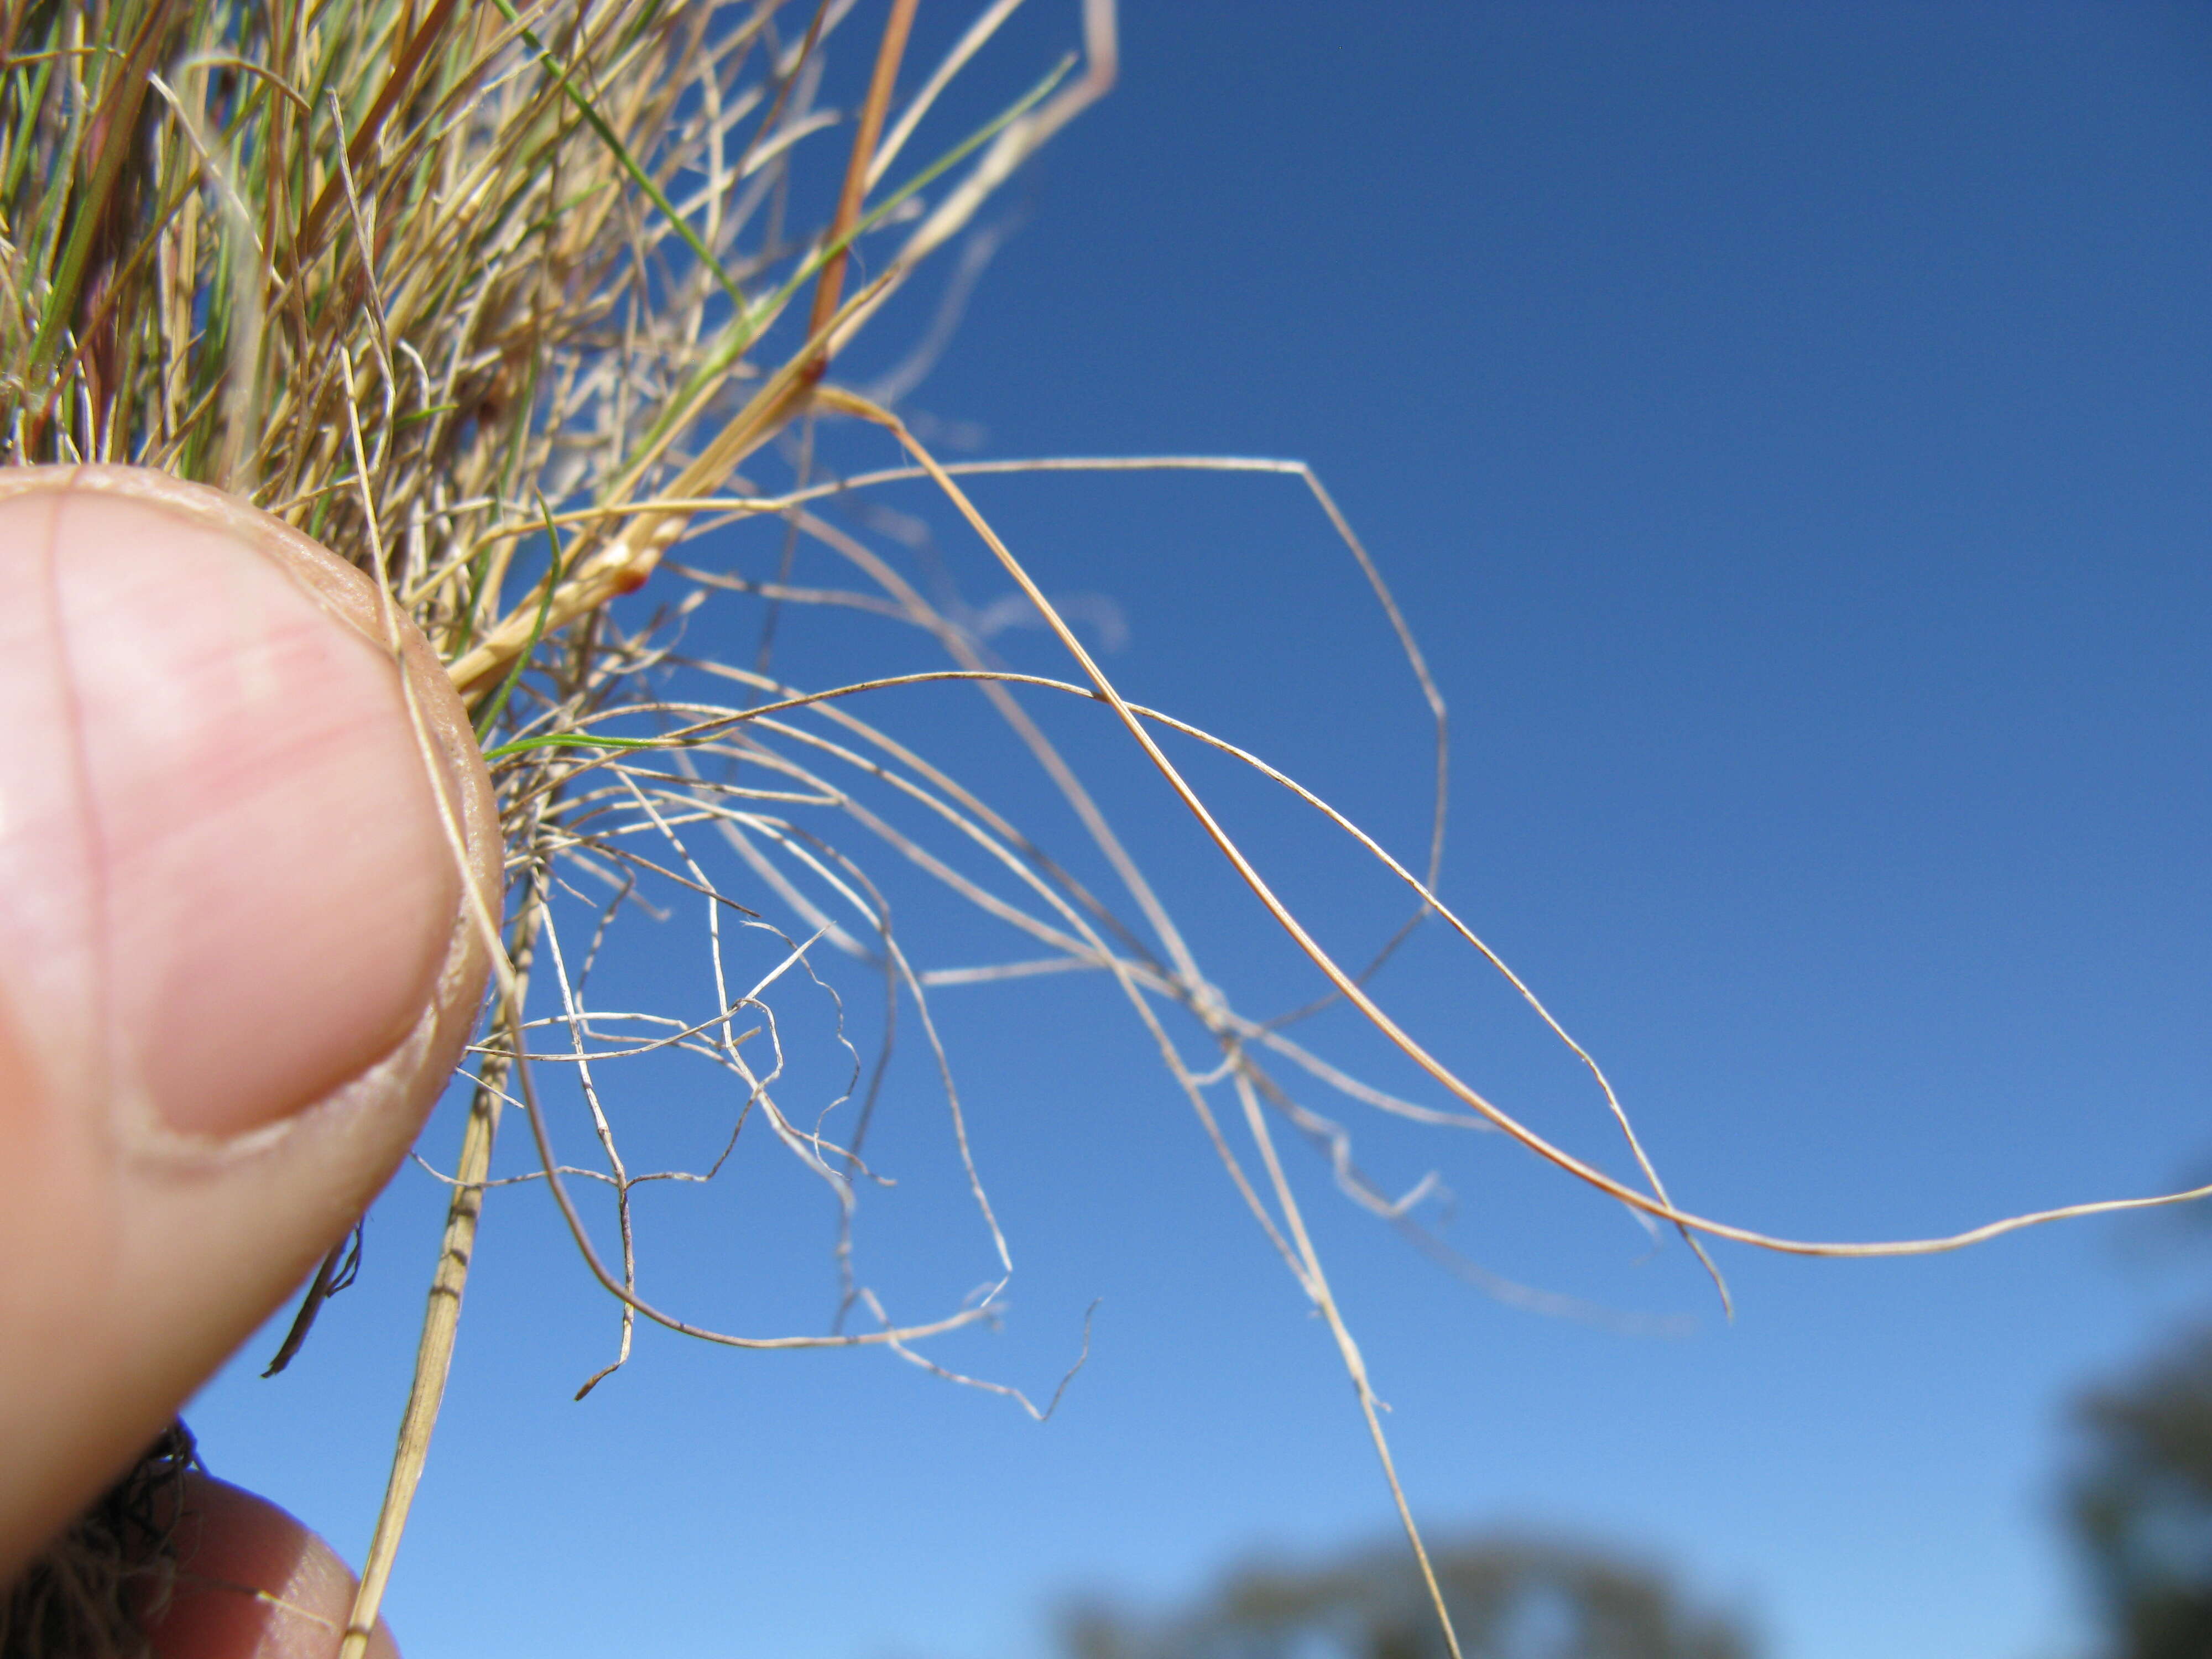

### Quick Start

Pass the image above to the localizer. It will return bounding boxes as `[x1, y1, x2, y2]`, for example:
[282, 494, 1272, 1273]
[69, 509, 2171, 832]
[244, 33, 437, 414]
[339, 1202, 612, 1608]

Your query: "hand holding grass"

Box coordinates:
[0, 466, 499, 1657]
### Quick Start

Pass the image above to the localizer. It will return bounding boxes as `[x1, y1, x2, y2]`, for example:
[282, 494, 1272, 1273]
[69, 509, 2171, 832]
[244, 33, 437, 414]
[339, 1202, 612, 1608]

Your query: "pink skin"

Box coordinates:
[0, 468, 500, 1656]
[143, 1479, 401, 1659]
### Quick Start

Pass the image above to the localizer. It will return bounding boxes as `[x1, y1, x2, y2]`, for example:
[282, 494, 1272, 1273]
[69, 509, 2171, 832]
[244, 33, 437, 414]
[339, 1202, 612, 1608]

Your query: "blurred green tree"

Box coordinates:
[2072, 1326, 2212, 1659]
[1061, 1537, 1754, 1659]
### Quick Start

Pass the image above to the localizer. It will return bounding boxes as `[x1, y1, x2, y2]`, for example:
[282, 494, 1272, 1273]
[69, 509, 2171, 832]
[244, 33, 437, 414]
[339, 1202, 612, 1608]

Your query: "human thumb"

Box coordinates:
[0, 466, 498, 1581]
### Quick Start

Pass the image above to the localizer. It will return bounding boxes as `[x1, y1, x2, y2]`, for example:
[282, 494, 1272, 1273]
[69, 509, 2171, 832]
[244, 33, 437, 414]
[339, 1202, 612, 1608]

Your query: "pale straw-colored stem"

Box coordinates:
[338, 905, 539, 1659]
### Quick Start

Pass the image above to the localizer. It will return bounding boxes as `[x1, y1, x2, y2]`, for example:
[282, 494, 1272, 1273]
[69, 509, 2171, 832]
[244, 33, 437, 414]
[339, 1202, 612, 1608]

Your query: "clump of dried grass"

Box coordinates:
[1, 0, 1118, 1646]
[8, 5, 2210, 1657]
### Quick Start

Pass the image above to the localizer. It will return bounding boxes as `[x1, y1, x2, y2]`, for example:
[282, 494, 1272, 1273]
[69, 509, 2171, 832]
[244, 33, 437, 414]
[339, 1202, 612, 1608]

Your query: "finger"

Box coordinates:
[145, 1477, 400, 1659]
[0, 466, 499, 1580]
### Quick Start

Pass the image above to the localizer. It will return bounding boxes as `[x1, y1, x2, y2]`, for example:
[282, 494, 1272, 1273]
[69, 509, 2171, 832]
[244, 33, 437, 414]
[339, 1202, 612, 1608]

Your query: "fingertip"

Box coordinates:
[19, 468, 496, 1145]
[146, 1476, 400, 1659]
[0, 465, 499, 1580]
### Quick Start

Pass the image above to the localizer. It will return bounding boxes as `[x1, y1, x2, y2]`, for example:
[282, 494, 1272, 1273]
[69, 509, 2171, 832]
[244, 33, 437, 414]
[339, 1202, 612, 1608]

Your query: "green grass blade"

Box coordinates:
[482, 732, 669, 761]
[473, 494, 570, 742]
[619, 52, 1076, 481]
[486, 0, 751, 313]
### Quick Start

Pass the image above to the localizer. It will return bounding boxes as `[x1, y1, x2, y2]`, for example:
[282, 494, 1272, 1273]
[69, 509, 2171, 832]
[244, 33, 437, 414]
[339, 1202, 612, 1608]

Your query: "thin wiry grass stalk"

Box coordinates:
[340, 887, 541, 1659]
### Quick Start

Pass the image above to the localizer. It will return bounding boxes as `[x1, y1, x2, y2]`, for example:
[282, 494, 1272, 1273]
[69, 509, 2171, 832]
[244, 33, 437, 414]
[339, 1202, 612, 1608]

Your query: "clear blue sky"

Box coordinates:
[191, 6, 2212, 1657]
